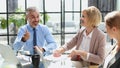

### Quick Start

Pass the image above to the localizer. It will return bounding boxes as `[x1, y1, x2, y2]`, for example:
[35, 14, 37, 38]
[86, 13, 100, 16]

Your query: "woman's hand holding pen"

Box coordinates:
[68, 50, 87, 59]
[68, 50, 79, 58]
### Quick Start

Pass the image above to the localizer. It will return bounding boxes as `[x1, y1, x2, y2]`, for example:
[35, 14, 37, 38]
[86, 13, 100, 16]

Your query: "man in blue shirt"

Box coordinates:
[13, 7, 57, 68]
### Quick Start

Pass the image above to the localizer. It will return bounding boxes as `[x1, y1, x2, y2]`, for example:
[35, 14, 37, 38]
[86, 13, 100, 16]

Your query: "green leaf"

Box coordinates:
[0, 18, 7, 29]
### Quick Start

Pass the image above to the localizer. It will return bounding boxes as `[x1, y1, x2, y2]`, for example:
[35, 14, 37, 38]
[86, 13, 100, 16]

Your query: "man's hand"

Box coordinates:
[22, 30, 30, 42]
[34, 46, 45, 53]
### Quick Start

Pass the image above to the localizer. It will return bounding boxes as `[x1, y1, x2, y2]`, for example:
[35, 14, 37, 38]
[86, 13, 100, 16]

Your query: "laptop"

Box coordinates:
[0, 44, 22, 68]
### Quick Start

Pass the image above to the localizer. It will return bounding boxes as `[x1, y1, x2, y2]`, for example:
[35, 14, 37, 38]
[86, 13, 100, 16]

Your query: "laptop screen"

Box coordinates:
[0, 44, 21, 68]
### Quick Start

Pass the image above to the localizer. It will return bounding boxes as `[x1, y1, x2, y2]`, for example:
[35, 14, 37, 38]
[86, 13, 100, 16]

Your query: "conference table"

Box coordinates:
[16, 54, 76, 68]
[43, 55, 76, 68]
[18, 54, 76, 68]
[0, 54, 98, 68]
[0, 53, 76, 68]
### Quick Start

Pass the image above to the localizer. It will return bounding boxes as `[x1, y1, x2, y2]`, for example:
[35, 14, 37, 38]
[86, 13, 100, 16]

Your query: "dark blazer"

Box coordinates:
[99, 48, 120, 68]
[62, 27, 106, 64]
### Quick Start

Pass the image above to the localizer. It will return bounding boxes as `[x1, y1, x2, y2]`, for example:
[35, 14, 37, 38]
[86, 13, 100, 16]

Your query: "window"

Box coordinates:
[0, 0, 117, 46]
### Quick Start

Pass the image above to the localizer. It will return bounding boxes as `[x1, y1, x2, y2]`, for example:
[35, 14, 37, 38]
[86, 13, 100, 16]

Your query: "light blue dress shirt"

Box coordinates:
[13, 23, 57, 56]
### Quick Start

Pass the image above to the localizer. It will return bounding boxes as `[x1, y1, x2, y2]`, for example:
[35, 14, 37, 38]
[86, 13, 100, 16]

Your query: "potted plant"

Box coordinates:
[0, 8, 50, 30]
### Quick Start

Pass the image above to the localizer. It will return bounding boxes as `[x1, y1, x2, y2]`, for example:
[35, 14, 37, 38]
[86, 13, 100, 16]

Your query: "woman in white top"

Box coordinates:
[53, 6, 106, 68]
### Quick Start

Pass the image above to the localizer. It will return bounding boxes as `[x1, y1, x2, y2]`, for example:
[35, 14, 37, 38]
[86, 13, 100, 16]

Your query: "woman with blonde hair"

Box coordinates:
[53, 6, 106, 68]
[99, 11, 120, 68]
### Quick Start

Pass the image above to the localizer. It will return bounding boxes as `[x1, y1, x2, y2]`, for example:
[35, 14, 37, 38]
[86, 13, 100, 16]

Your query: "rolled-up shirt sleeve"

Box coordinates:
[41, 25, 57, 55]
[13, 27, 26, 53]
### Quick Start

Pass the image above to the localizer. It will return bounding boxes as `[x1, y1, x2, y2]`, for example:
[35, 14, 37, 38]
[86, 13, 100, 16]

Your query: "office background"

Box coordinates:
[0, 0, 120, 47]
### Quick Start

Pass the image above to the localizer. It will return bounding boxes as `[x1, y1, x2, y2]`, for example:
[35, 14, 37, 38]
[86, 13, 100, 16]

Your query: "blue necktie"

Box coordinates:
[33, 28, 37, 54]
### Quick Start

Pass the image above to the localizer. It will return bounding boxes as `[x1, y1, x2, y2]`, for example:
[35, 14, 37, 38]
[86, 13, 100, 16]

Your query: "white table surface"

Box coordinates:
[43, 55, 75, 68]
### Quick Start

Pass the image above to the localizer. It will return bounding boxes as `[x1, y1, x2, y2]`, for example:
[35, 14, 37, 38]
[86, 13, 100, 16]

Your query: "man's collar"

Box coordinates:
[27, 23, 38, 31]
